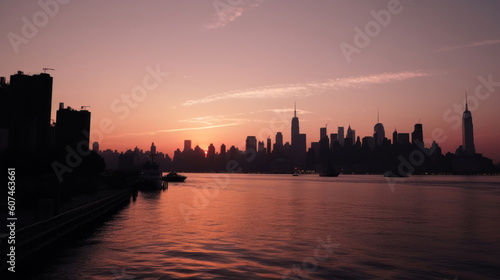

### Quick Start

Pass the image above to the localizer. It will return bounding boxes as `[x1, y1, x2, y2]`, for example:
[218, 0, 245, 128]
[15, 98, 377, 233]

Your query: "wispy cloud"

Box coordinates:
[110, 108, 305, 138]
[266, 108, 312, 115]
[183, 70, 433, 106]
[436, 39, 500, 52]
[205, 0, 263, 30]
[178, 115, 249, 125]
[108, 123, 242, 138]
[153, 123, 241, 133]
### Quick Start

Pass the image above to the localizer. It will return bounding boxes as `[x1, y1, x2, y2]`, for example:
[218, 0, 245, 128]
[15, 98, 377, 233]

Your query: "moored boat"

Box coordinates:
[138, 161, 165, 189]
[162, 171, 187, 182]
[319, 168, 340, 177]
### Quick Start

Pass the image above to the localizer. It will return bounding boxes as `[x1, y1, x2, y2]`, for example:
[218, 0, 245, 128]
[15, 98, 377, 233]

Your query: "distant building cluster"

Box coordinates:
[0, 71, 497, 175]
[92, 100, 495, 175]
[98, 143, 172, 171]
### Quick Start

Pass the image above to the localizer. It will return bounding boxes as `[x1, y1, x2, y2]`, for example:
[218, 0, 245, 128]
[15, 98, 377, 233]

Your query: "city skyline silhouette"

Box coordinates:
[1, 2, 500, 279]
[1, 1, 499, 164]
[1, 69, 498, 171]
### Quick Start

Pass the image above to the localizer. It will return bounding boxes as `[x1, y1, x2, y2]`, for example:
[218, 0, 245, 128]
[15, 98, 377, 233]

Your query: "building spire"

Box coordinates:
[465, 91, 468, 111]
[294, 102, 297, 118]
[377, 108, 379, 123]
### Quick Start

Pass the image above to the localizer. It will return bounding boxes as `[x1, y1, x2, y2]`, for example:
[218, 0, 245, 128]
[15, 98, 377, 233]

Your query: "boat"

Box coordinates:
[138, 161, 165, 189]
[162, 171, 187, 182]
[319, 168, 340, 177]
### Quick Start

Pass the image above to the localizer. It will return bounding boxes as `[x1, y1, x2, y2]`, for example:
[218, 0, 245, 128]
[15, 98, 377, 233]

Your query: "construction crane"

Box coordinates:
[81, 106, 90, 110]
[43, 68, 55, 73]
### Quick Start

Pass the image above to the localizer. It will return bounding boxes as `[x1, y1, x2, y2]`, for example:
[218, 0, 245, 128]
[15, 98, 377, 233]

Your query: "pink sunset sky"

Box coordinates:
[1, 0, 499, 162]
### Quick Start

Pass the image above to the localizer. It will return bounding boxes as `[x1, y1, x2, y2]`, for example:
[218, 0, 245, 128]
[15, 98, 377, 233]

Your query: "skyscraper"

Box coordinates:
[412, 123, 423, 146]
[245, 136, 257, 155]
[55, 103, 91, 153]
[346, 125, 355, 145]
[290, 103, 306, 163]
[3, 71, 53, 153]
[150, 142, 156, 155]
[207, 143, 216, 159]
[373, 110, 385, 146]
[258, 141, 265, 153]
[291, 102, 299, 146]
[462, 94, 475, 156]
[266, 138, 271, 155]
[319, 127, 329, 164]
[275, 132, 283, 152]
[220, 143, 226, 158]
[330, 133, 337, 149]
[338, 127, 344, 146]
[320, 127, 327, 140]
[184, 140, 192, 152]
[392, 129, 398, 145]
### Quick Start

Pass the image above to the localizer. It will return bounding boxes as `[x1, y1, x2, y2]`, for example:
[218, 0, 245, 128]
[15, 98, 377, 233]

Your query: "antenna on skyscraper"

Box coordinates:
[377, 108, 380, 123]
[294, 102, 297, 118]
[465, 91, 468, 111]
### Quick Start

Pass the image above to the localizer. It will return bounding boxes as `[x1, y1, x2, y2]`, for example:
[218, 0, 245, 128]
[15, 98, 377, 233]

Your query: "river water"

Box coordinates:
[29, 174, 500, 279]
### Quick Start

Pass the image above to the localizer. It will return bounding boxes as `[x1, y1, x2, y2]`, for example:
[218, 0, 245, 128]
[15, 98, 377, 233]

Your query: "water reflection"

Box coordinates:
[29, 174, 500, 280]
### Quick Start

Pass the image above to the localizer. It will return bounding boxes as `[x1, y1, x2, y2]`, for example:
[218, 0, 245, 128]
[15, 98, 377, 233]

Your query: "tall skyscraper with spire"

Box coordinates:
[373, 109, 385, 146]
[291, 102, 299, 146]
[462, 93, 475, 156]
[290, 102, 306, 166]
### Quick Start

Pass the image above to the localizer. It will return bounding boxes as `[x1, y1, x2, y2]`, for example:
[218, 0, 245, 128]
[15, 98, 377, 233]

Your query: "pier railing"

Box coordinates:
[1, 188, 132, 268]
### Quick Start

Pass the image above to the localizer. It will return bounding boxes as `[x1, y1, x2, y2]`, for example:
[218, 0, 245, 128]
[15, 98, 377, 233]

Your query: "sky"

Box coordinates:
[1, 0, 499, 163]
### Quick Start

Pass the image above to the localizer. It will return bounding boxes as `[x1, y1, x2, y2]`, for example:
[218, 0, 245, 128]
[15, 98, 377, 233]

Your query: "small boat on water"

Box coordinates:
[162, 172, 187, 182]
[319, 168, 340, 177]
[138, 161, 165, 189]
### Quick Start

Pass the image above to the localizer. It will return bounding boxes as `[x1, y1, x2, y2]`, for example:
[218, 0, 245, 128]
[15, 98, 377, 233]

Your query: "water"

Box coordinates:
[30, 174, 500, 279]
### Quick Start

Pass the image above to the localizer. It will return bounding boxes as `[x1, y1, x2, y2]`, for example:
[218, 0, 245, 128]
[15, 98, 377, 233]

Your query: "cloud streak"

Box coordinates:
[205, 0, 263, 30]
[112, 109, 290, 138]
[183, 70, 433, 106]
[178, 115, 250, 126]
[266, 108, 312, 115]
[108, 123, 242, 138]
[436, 39, 500, 52]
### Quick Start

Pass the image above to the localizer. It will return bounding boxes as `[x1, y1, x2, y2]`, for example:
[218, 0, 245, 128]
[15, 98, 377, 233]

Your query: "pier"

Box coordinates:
[1, 188, 132, 272]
